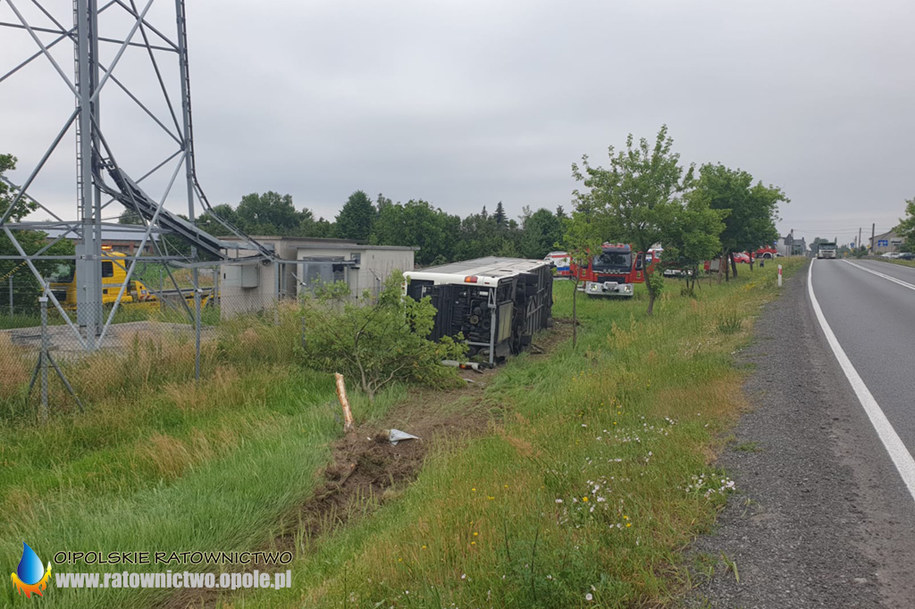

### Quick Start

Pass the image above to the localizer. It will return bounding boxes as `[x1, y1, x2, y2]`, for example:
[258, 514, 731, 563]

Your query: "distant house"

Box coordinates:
[777, 231, 807, 257]
[870, 230, 903, 254]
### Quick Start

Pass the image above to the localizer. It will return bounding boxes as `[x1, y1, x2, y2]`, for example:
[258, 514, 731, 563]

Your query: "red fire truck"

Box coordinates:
[571, 243, 652, 297]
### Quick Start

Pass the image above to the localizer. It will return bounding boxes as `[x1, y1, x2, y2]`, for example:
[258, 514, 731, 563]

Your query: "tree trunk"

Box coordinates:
[730, 251, 739, 278]
[572, 279, 578, 348]
[645, 271, 655, 315]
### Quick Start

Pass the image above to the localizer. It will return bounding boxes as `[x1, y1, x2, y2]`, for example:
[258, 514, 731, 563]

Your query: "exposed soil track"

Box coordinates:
[162, 320, 572, 608]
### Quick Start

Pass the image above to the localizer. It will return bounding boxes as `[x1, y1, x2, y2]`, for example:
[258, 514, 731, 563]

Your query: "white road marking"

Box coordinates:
[808, 258, 915, 503]
[842, 260, 915, 292]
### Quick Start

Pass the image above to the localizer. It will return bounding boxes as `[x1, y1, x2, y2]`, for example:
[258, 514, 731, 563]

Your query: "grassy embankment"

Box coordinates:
[883, 257, 915, 268]
[0, 258, 805, 608]
[223, 261, 805, 609]
[0, 305, 403, 608]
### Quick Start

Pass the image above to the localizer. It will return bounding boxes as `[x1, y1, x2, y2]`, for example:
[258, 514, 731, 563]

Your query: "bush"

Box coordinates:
[301, 272, 466, 400]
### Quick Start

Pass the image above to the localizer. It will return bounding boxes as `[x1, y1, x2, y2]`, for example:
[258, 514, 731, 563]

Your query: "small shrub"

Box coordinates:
[301, 272, 467, 400]
[716, 311, 742, 334]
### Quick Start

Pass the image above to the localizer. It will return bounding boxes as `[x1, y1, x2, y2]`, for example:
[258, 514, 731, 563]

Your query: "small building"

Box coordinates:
[870, 230, 903, 254]
[777, 231, 807, 257]
[219, 236, 415, 317]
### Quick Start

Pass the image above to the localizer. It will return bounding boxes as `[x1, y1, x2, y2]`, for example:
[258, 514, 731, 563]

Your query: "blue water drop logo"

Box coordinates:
[17, 542, 44, 585]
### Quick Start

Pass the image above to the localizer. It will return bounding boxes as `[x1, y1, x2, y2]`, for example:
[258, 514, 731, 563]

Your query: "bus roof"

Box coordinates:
[407, 257, 549, 279]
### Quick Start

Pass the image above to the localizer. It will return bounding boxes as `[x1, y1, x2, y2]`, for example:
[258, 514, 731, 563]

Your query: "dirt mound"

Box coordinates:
[162, 376, 490, 609]
[162, 321, 571, 608]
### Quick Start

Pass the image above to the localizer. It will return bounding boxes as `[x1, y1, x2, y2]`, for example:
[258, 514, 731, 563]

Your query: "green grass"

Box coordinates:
[0, 301, 407, 608]
[0, 312, 44, 329]
[0, 260, 806, 608]
[734, 441, 761, 453]
[880, 257, 915, 268]
[223, 261, 805, 609]
[0, 365, 352, 608]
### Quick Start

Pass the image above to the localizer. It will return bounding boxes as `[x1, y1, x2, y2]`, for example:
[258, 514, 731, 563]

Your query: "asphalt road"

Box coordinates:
[688, 259, 915, 609]
[811, 258, 915, 455]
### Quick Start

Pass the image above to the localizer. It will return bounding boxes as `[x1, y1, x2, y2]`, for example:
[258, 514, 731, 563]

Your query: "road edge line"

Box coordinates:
[842, 260, 915, 292]
[808, 258, 915, 503]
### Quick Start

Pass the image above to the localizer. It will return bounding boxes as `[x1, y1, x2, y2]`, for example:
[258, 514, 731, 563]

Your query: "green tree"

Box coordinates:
[493, 201, 506, 228]
[572, 125, 694, 314]
[562, 208, 605, 347]
[236, 191, 303, 235]
[1, 154, 75, 309]
[117, 208, 143, 225]
[308, 217, 335, 238]
[663, 195, 727, 295]
[1, 154, 32, 222]
[195, 204, 238, 236]
[301, 272, 466, 400]
[693, 164, 786, 278]
[335, 190, 376, 242]
[897, 196, 915, 252]
[371, 199, 460, 265]
[455, 207, 501, 260]
[519, 207, 563, 259]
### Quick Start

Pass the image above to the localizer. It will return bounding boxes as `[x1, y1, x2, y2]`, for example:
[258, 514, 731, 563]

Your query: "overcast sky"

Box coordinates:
[2, 0, 913, 247]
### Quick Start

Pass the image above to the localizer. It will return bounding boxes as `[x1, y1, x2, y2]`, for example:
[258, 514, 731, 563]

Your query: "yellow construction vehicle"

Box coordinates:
[47, 248, 212, 310]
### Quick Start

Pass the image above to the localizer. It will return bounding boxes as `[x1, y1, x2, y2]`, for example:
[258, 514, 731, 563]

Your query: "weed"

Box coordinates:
[716, 311, 743, 334]
[720, 552, 740, 583]
[734, 441, 761, 453]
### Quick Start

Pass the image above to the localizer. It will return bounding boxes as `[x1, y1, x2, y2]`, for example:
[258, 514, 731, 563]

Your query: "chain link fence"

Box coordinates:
[0, 261, 312, 420]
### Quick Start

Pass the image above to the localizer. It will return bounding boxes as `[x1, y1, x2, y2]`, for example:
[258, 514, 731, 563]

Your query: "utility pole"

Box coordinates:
[859, 227, 862, 251]
[871, 223, 876, 254]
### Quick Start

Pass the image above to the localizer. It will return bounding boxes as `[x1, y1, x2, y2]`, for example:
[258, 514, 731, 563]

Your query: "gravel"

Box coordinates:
[685, 263, 915, 609]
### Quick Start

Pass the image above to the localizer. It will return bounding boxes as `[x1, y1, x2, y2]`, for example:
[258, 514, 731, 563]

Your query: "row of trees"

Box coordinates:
[568, 125, 788, 314]
[189, 190, 566, 266]
[179, 129, 784, 292]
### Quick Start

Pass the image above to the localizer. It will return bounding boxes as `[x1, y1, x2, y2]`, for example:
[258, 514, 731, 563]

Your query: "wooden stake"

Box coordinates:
[334, 373, 354, 432]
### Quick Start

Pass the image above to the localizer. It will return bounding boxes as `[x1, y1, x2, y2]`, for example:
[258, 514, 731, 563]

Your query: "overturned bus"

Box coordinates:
[403, 257, 553, 366]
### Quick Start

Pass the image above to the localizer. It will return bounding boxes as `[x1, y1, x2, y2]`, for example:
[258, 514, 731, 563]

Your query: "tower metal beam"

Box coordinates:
[1, 0, 274, 359]
[74, 0, 103, 345]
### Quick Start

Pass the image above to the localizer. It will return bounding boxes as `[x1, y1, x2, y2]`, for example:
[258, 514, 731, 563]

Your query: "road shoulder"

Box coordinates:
[685, 261, 914, 609]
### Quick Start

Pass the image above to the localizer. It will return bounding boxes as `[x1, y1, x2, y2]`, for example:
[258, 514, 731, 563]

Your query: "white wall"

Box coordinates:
[296, 247, 414, 300]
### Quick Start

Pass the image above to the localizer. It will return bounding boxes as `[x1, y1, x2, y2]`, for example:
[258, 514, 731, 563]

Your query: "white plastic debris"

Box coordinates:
[389, 429, 421, 445]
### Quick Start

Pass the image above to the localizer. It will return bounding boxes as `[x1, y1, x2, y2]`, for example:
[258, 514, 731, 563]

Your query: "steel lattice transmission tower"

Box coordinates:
[0, 0, 264, 351]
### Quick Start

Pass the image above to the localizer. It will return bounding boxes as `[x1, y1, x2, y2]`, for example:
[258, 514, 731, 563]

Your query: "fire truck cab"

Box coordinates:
[573, 243, 646, 298]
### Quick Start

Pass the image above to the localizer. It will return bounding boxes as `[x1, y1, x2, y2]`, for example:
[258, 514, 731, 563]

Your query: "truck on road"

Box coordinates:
[816, 242, 838, 259]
